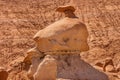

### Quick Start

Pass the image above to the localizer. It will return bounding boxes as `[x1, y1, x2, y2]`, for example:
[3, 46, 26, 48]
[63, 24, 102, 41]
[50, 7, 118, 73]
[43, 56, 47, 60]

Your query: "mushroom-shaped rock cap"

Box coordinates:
[33, 18, 89, 53]
[56, 5, 75, 12]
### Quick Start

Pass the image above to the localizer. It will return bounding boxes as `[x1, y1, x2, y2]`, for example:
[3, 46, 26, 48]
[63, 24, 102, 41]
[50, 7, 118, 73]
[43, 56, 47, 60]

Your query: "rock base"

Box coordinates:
[52, 54, 109, 80]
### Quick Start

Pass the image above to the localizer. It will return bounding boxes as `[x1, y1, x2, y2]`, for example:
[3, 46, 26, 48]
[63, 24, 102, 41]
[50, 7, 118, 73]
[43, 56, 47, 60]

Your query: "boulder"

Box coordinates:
[33, 17, 89, 53]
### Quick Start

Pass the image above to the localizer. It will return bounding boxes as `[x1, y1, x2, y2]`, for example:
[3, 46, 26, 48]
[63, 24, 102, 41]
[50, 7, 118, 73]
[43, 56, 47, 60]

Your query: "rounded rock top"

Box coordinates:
[56, 5, 76, 12]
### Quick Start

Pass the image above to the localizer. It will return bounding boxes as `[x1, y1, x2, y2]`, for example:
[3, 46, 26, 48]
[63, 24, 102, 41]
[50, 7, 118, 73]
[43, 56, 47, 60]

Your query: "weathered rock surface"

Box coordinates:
[23, 47, 44, 79]
[55, 54, 109, 80]
[34, 17, 89, 52]
[23, 47, 44, 64]
[33, 55, 57, 80]
[30, 5, 94, 80]
[27, 57, 42, 80]
[25, 53, 109, 80]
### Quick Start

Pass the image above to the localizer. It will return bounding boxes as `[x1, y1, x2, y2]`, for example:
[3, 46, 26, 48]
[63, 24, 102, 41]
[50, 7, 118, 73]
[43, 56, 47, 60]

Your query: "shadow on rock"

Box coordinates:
[56, 54, 109, 80]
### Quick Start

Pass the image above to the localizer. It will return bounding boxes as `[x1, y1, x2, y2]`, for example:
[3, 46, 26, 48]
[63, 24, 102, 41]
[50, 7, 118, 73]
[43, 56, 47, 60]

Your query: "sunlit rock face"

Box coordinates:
[25, 5, 109, 80]
[34, 17, 89, 53]
[33, 55, 57, 80]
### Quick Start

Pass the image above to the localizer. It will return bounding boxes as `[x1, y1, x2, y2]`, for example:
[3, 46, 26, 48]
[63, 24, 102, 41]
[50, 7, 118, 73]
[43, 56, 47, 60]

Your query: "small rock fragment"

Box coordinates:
[0, 67, 8, 80]
[105, 65, 115, 72]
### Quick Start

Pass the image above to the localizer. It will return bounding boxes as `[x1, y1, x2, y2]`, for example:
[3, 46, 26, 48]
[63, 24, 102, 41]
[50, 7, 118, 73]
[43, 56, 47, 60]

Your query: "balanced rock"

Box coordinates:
[33, 5, 89, 53]
[26, 5, 109, 80]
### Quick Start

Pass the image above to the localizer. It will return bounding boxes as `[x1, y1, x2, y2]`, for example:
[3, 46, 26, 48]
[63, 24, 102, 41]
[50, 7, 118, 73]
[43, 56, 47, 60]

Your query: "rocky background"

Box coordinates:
[0, 0, 120, 80]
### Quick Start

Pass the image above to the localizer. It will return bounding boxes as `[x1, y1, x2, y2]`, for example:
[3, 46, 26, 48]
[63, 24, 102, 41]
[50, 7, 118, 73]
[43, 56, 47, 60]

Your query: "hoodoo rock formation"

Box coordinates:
[25, 5, 109, 80]
[33, 5, 89, 53]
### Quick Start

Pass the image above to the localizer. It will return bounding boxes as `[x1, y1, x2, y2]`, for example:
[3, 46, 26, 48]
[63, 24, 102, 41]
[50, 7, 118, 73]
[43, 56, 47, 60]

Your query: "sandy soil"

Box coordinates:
[0, 0, 120, 80]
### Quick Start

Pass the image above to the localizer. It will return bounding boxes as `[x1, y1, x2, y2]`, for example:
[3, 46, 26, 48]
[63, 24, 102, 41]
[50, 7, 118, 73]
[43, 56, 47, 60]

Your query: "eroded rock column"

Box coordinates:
[25, 5, 109, 80]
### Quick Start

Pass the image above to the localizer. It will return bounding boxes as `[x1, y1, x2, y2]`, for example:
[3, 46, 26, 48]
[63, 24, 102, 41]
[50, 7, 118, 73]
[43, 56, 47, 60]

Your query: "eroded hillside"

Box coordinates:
[0, 0, 120, 80]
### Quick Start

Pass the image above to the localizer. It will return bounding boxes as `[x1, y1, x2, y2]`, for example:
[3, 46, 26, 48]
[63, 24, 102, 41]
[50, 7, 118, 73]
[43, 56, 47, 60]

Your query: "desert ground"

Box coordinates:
[0, 0, 120, 80]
